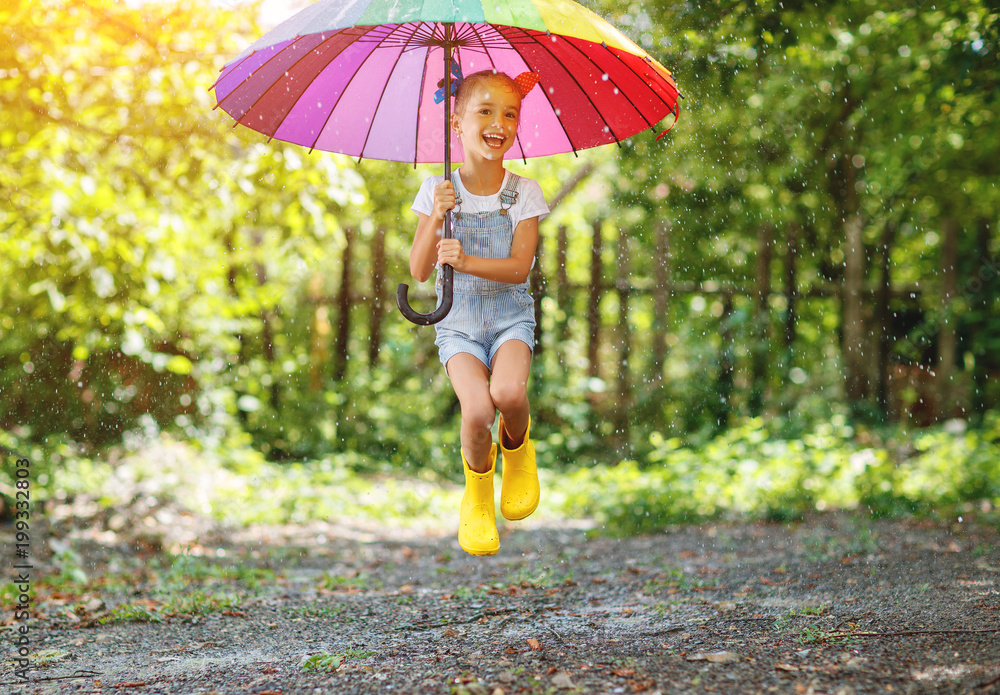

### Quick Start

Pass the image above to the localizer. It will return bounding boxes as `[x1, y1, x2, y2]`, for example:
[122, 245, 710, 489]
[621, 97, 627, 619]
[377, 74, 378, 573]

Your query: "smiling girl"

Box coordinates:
[409, 70, 549, 556]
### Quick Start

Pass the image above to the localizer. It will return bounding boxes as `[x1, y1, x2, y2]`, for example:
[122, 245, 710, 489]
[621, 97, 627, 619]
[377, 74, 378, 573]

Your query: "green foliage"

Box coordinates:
[1, 0, 998, 507]
[563, 412, 1000, 536]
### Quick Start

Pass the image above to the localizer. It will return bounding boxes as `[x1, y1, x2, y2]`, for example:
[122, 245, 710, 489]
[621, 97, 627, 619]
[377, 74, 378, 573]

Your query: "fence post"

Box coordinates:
[587, 219, 603, 379]
[749, 223, 773, 416]
[936, 217, 959, 420]
[715, 291, 735, 431]
[972, 218, 992, 419]
[369, 226, 386, 369]
[531, 253, 544, 356]
[875, 220, 895, 421]
[333, 226, 354, 382]
[309, 274, 330, 392]
[784, 223, 798, 349]
[556, 224, 569, 343]
[651, 221, 670, 382]
[615, 231, 632, 442]
[843, 211, 867, 405]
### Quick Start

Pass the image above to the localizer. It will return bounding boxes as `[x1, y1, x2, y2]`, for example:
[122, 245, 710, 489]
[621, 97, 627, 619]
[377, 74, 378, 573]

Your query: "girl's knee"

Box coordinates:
[490, 380, 527, 414]
[461, 400, 496, 432]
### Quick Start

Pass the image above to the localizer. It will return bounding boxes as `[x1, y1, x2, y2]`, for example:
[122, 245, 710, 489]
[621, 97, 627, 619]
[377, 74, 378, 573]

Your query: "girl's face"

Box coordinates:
[451, 77, 521, 162]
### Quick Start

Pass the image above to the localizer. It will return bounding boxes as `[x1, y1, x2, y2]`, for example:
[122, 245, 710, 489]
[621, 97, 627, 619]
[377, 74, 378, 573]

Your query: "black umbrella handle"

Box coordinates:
[398, 27, 456, 327]
[396, 261, 453, 326]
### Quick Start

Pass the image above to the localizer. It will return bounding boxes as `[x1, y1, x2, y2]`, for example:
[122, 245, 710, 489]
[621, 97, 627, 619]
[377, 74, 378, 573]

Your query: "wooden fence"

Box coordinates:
[305, 216, 994, 430]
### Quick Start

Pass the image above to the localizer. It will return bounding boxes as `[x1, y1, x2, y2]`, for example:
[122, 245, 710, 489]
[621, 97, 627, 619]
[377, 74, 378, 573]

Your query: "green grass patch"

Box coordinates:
[302, 648, 375, 672]
[100, 590, 244, 624]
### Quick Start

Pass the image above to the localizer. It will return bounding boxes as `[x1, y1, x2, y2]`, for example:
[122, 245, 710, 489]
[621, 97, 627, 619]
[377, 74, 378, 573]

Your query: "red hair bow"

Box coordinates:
[513, 72, 540, 98]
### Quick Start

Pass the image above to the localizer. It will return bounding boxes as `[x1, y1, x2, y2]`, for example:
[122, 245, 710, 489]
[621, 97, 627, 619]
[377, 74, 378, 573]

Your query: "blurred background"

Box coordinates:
[2, 0, 998, 534]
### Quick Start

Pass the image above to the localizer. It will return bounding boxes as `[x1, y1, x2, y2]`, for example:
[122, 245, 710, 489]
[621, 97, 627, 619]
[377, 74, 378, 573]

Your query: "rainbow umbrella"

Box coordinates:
[213, 0, 681, 324]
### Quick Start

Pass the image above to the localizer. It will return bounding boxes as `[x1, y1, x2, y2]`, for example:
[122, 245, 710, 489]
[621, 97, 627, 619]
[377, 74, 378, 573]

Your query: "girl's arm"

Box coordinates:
[436, 216, 539, 285]
[410, 180, 456, 282]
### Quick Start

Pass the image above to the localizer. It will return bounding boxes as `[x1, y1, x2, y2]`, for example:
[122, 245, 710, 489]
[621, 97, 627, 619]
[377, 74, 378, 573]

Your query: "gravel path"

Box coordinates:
[4, 513, 999, 694]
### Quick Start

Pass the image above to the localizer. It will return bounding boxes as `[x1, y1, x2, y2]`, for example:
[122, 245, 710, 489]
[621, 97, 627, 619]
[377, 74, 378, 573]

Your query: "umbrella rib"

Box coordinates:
[411, 25, 434, 167]
[507, 27, 590, 153]
[357, 43, 406, 160]
[550, 36, 625, 144]
[226, 34, 323, 130]
[604, 50, 680, 130]
[211, 50, 256, 92]
[225, 29, 356, 138]
[304, 27, 385, 153]
[560, 37, 653, 140]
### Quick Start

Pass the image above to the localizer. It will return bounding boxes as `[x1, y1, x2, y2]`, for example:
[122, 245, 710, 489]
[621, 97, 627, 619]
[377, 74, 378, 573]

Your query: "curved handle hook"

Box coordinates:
[396, 264, 453, 326]
[398, 31, 457, 327]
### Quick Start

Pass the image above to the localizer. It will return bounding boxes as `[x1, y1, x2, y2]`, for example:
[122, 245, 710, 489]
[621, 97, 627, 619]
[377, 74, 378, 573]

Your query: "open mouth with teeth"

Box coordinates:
[483, 133, 508, 149]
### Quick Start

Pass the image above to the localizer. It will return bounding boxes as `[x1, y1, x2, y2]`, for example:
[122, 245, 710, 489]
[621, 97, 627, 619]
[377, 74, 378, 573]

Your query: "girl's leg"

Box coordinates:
[489, 340, 532, 447]
[446, 353, 496, 473]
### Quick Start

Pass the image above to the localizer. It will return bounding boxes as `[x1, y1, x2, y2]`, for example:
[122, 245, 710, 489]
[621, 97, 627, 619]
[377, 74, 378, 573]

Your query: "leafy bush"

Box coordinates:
[559, 412, 1000, 535]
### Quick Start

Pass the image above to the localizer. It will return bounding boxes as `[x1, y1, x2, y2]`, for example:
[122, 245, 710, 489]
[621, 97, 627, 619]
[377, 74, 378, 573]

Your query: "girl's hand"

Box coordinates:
[437, 238, 466, 271]
[432, 180, 456, 222]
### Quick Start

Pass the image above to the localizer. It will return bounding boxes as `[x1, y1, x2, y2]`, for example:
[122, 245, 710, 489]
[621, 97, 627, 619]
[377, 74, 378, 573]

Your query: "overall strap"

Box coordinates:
[498, 173, 520, 216]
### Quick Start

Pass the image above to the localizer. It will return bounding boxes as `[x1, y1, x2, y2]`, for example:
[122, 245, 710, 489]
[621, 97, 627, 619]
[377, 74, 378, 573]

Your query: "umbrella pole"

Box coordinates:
[396, 24, 455, 326]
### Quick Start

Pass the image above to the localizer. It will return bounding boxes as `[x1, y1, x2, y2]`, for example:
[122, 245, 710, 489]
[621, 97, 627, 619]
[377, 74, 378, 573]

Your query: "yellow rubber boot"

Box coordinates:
[458, 445, 499, 557]
[499, 415, 539, 521]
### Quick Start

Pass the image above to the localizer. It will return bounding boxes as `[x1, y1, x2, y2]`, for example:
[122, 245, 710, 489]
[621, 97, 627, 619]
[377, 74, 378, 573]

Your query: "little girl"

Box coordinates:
[409, 69, 549, 556]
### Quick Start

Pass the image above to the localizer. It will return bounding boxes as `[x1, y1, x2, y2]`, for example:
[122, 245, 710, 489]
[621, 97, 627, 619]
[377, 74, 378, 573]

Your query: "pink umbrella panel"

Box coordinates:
[214, 21, 681, 164]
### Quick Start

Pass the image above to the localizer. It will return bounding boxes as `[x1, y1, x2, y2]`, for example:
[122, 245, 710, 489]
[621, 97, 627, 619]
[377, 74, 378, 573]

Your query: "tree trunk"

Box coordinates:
[368, 227, 386, 370]
[333, 227, 354, 382]
[784, 223, 798, 350]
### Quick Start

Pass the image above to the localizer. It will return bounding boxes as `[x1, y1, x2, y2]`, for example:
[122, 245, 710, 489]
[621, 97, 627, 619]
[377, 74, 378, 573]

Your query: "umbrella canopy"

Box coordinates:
[212, 0, 681, 164]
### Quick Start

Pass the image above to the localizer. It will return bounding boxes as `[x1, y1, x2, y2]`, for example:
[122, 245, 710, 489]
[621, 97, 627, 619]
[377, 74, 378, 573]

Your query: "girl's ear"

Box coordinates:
[450, 112, 462, 133]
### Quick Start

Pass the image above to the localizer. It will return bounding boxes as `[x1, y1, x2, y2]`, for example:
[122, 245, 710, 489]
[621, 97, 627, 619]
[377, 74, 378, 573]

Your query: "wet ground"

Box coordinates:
[4, 512, 999, 694]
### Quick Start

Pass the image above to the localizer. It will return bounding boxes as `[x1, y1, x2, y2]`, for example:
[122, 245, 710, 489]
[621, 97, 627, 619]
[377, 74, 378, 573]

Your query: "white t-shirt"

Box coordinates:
[411, 169, 549, 229]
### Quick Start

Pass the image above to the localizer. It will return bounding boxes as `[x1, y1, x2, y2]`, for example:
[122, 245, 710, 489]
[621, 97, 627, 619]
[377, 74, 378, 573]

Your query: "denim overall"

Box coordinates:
[434, 172, 536, 370]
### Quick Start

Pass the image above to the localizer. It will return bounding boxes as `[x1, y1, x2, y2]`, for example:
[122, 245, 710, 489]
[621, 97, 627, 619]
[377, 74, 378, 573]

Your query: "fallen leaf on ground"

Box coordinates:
[686, 652, 740, 663]
[551, 671, 575, 689]
[526, 638, 542, 651]
[776, 663, 798, 671]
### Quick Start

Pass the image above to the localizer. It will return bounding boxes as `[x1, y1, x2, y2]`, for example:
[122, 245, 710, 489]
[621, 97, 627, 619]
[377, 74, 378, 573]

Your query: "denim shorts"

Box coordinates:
[434, 286, 535, 371]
